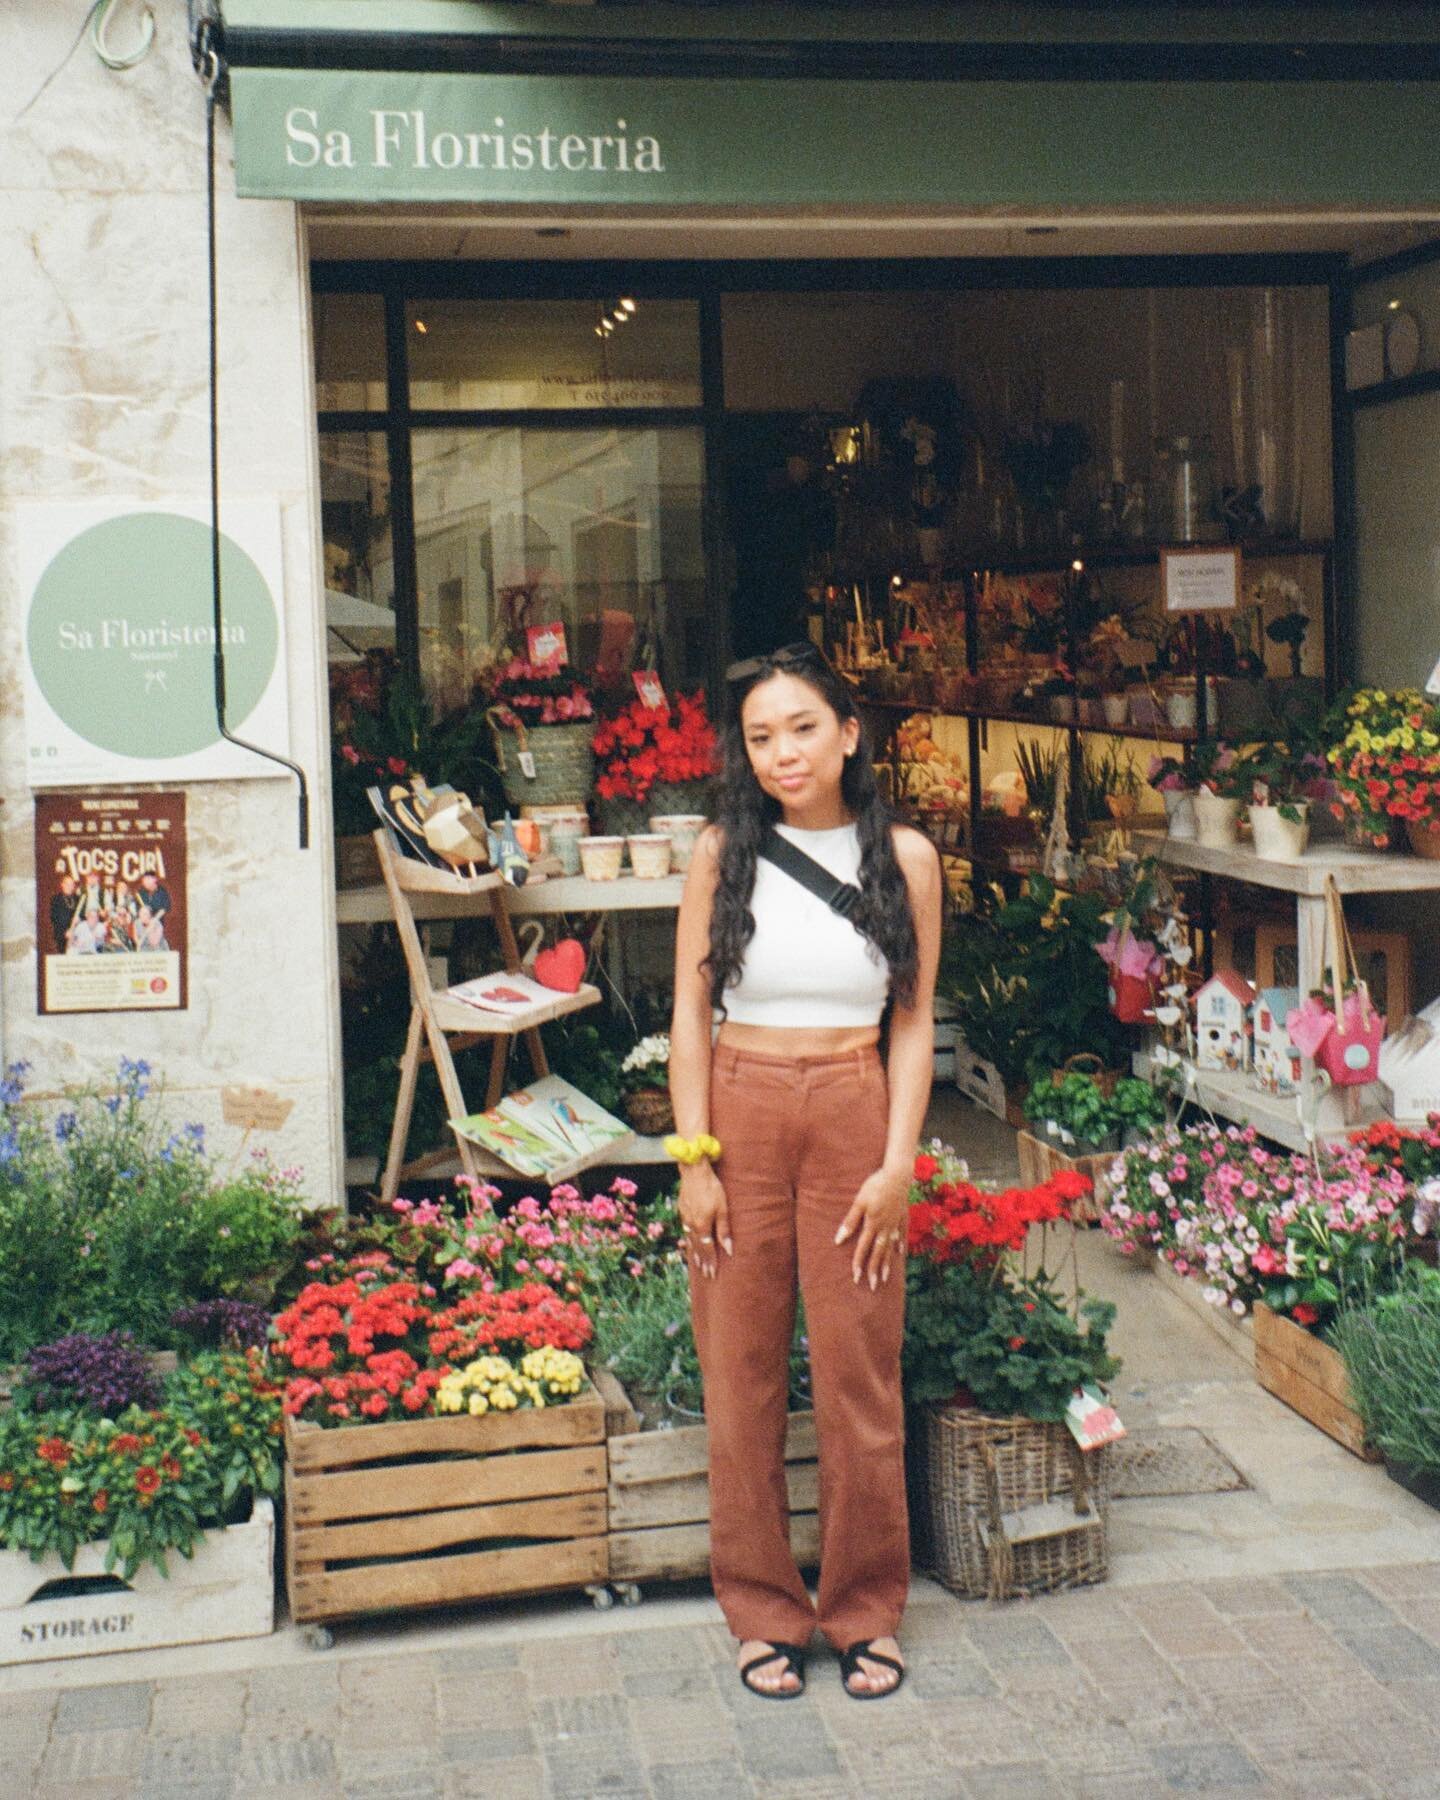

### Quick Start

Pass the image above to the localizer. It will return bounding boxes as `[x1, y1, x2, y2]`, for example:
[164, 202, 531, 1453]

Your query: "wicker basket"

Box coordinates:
[622, 1087, 674, 1137]
[923, 1405, 1111, 1600]
[487, 713, 595, 811]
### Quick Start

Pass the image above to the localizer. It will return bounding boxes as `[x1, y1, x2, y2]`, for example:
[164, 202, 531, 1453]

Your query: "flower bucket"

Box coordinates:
[1163, 789, 1197, 841]
[1249, 802, 1310, 861]
[626, 834, 673, 880]
[1193, 791, 1240, 849]
[578, 836, 624, 882]
[487, 713, 595, 810]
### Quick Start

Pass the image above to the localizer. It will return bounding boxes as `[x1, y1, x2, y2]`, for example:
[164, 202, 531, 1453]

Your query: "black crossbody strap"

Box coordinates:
[759, 826, 862, 920]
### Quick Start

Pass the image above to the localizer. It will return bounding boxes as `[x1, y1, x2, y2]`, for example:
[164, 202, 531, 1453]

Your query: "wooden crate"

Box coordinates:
[1015, 1130, 1115, 1224]
[595, 1372, 819, 1584]
[0, 1500, 274, 1666]
[284, 1386, 608, 1624]
[1252, 1302, 1380, 1463]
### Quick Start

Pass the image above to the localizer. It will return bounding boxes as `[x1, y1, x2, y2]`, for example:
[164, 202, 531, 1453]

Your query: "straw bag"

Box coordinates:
[1287, 876, 1386, 1086]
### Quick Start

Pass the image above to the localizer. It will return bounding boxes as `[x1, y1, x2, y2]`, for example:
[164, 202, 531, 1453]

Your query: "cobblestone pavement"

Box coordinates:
[5, 1561, 1440, 1799]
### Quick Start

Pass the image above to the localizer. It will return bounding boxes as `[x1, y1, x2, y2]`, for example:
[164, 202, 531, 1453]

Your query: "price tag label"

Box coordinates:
[1065, 1385, 1126, 1451]
[518, 751, 537, 779]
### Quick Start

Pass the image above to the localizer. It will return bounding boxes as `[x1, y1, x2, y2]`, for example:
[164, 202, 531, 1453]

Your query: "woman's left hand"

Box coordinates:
[835, 1166, 910, 1291]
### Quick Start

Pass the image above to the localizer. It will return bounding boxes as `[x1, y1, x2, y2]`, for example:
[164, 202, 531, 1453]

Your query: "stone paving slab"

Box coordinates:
[10, 1560, 1440, 1798]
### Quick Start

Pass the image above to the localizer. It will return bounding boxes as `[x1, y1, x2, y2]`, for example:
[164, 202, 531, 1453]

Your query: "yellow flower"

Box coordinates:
[468, 1391, 488, 1416]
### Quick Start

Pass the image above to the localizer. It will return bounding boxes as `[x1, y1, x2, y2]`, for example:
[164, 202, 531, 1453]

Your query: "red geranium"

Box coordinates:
[592, 692, 719, 805]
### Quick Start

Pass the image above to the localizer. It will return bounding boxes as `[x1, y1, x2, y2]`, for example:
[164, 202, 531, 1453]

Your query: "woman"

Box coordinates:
[669, 642, 941, 1701]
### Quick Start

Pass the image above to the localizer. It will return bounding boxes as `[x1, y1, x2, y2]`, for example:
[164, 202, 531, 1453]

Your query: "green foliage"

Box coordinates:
[0, 1062, 307, 1358]
[903, 1260, 1118, 1421]
[942, 877, 1130, 1086]
[1025, 1071, 1164, 1145]
[1332, 1267, 1440, 1475]
[589, 1256, 810, 1416]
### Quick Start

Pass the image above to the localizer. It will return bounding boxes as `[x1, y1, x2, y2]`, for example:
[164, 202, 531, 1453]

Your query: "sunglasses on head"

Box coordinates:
[724, 641, 828, 684]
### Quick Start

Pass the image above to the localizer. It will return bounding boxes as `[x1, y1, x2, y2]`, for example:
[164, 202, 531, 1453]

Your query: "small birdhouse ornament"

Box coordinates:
[1252, 987, 1302, 1095]
[1194, 971, 1256, 1073]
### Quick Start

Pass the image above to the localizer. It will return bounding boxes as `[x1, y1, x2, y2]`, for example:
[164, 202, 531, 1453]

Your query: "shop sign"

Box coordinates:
[19, 500, 290, 787]
[1162, 547, 1241, 616]
[231, 68, 1440, 208]
[34, 792, 188, 1016]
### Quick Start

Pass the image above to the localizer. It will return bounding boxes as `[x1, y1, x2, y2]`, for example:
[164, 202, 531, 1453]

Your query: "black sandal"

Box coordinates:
[839, 1640, 906, 1700]
[738, 1641, 808, 1700]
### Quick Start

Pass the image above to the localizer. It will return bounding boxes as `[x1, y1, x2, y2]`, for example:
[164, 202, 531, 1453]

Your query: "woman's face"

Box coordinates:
[739, 671, 858, 815]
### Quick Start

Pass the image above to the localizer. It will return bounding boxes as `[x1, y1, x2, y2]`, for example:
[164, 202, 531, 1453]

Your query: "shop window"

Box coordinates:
[410, 425, 707, 712]
[406, 299, 702, 410]
[314, 293, 387, 410]
[320, 432, 395, 675]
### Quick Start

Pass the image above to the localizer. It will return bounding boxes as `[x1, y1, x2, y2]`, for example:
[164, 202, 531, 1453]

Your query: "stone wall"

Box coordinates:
[0, 6, 344, 1202]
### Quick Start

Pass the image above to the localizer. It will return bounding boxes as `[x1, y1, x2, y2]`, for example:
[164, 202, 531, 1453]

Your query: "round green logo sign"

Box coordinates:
[28, 512, 279, 760]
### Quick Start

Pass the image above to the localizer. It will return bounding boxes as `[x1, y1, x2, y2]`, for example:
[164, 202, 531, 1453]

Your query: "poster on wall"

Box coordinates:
[19, 499, 290, 787]
[34, 792, 188, 1015]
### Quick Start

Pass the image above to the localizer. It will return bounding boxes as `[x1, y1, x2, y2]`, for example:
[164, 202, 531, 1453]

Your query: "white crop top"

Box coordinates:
[722, 822, 890, 1027]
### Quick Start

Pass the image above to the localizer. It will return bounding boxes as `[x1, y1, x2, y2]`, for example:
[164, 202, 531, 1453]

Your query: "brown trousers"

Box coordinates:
[691, 1043, 909, 1650]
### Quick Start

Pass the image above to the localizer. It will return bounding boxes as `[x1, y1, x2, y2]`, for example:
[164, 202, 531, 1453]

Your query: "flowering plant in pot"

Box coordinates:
[616, 1033, 674, 1137]
[591, 690, 719, 834]
[0, 1347, 283, 1577]
[1235, 738, 1328, 859]
[1325, 687, 1440, 856]
[1189, 741, 1248, 848]
[901, 1143, 1114, 1417]
[1333, 1266, 1440, 1504]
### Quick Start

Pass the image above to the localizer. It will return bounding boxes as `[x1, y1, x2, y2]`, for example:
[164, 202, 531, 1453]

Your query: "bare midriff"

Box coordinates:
[715, 1021, 881, 1057]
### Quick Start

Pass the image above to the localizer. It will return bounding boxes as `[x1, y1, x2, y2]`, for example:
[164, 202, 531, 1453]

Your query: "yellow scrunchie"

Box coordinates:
[664, 1133, 721, 1165]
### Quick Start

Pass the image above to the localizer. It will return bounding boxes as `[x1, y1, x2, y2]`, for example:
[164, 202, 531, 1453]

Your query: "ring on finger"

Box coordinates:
[699, 1235, 714, 1246]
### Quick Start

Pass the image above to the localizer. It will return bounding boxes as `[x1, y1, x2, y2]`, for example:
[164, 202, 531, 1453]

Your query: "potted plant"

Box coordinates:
[616, 1033, 674, 1137]
[1024, 1068, 1120, 1154]
[483, 654, 597, 813]
[1147, 753, 1198, 840]
[591, 690, 720, 837]
[1333, 1266, 1440, 1509]
[1190, 741, 1248, 849]
[0, 1345, 283, 1663]
[1236, 739, 1325, 860]
[902, 1144, 1119, 1599]
[1110, 1076, 1167, 1145]
[1325, 688, 1440, 858]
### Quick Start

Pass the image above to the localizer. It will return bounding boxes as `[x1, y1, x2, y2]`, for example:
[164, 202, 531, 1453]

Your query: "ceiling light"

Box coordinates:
[619, 298, 636, 315]
[1389, 298, 1402, 310]
[414, 319, 428, 334]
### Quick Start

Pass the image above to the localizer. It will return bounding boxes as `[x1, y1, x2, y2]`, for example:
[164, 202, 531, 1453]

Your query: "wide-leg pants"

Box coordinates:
[690, 1042, 909, 1650]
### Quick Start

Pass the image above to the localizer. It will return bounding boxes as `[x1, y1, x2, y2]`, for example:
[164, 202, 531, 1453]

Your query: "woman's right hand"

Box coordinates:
[679, 1161, 731, 1279]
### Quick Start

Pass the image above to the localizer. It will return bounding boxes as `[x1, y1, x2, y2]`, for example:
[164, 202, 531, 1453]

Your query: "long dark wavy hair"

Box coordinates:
[704, 647, 920, 1011]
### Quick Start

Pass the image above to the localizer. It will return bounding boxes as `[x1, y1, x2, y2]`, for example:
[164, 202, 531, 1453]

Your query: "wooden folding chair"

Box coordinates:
[373, 825, 602, 1203]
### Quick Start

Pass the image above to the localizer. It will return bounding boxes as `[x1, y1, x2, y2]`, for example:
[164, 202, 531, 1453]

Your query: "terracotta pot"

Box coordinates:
[1406, 818, 1440, 860]
[1250, 802, 1311, 861]
[1193, 791, 1240, 849]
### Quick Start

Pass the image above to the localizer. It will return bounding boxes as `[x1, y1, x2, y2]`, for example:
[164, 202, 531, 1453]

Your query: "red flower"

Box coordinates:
[36, 1437, 72, 1468]
[110, 1433, 143, 1457]
[160, 1454, 182, 1481]
[92, 1490, 110, 1515]
[1008, 1337, 1026, 1351]
[134, 1465, 162, 1497]
[1291, 1302, 1320, 1327]
[0, 1472, 14, 1492]
[913, 1152, 940, 1183]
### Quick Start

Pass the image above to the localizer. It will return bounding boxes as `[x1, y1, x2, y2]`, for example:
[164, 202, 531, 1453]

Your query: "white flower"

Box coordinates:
[621, 1033, 670, 1073]
[1231, 1299, 1246, 1316]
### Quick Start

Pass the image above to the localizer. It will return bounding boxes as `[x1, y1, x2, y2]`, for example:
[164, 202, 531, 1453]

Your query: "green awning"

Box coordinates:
[221, 3, 1440, 209]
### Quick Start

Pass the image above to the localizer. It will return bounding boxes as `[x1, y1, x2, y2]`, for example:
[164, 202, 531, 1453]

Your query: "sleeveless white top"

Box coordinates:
[722, 822, 890, 1027]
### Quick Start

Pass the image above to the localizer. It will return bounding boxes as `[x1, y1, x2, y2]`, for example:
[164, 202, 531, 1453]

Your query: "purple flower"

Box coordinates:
[169, 1300, 269, 1351]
